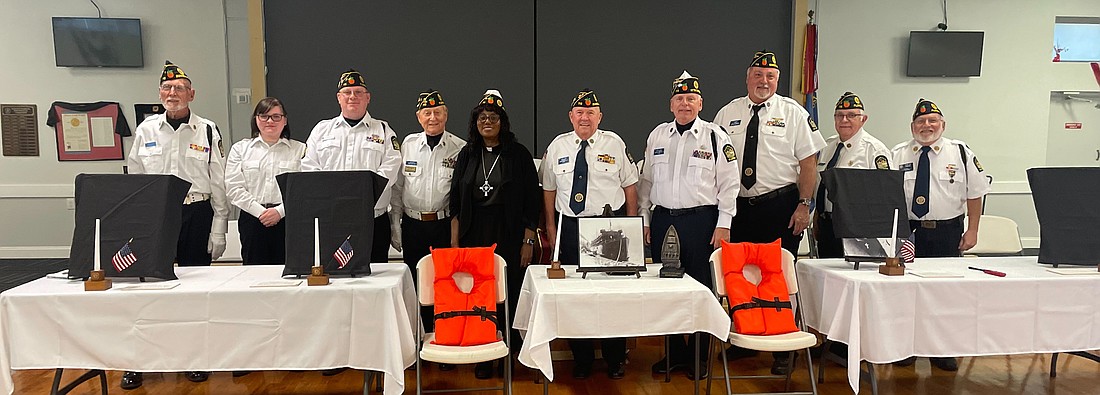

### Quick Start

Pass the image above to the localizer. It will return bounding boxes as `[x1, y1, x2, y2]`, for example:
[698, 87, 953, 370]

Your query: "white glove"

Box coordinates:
[390, 220, 402, 252]
[208, 232, 227, 260]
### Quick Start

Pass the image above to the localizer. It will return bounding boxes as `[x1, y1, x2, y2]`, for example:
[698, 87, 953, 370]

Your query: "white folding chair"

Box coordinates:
[706, 248, 818, 395]
[415, 253, 512, 395]
[966, 215, 1023, 256]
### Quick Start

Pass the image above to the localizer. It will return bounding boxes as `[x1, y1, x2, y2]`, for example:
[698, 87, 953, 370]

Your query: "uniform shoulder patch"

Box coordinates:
[722, 144, 737, 162]
[807, 116, 819, 132]
[874, 155, 889, 170]
[973, 156, 983, 172]
[391, 135, 401, 150]
[626, 151, 635, 163]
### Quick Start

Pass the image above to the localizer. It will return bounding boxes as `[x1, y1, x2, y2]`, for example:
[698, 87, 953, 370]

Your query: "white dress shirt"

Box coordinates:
[539, 129, 639, 217]
[714, 94, 826, 197]
[127, 112, 229, 233]
[224, 137, 306, 218]
[637, 117, 741, 227]
[817, 128, 894, 212]
[892, 137, 991, 220]
[390, 130, 466, 217]
[301, 112, 402, 217]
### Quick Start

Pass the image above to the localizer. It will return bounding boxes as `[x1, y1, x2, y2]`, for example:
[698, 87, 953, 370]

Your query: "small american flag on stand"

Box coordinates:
[334, 236, 354, 269]
[899, 234, 916, 263]
[112, 238, 137, 272]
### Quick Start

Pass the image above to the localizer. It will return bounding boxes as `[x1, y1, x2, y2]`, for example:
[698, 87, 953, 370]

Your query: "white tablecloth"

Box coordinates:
[797, 257, 1100, 393]
[513, 264, 731, 381]
[0, 264, 418, 395]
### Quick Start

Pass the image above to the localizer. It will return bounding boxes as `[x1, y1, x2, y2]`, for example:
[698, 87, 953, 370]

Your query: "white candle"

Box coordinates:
[551, 211, 563, 262]
[889, 209, 899, 258]
[314, 217, 320, 267]
[93, 218, 101, 271]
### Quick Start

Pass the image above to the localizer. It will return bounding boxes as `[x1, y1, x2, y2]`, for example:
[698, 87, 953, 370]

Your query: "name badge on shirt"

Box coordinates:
[729, 120, 741, 127]
[596, 154, 615, 164]
[653, 148, 665, 156]
[144, 141, 157, 147]
[406, 160, 418, 166]
[900, 163, 913, 172]
[558, 156, 569, 165]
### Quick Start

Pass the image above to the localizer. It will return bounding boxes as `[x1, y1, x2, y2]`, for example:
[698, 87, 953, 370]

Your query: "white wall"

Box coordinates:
[815, 0, 1100, 248]
[0, 0, 231, 257]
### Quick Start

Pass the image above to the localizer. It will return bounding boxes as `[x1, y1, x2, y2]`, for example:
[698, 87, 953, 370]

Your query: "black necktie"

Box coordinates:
[742, 104, 765, 189]
[569, 140, 589, 215]
[816, 142, 843, 212]
[912, 146, 932, 218]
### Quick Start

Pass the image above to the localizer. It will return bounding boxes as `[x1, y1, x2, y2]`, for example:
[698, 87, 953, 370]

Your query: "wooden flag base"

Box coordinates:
[307, 266, 330, 286]
[879, 257, 905, 276]
[84, 270, 112, 291]
[546, 261, 566, 279]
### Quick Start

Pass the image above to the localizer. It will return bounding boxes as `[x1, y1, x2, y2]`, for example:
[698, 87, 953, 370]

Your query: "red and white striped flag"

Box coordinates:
[334, 236, 354, 269]
[899, 234, 916, 263]
[112, 239, 137, 272]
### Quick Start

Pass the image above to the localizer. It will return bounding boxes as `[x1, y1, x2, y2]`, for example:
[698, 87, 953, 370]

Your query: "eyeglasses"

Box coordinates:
[338, 90, 369, 98]
[477, 114, 501, 124]
[256, 114, 286, 122]
[834, 113, 864, 121]
[159, 85, 191, 93]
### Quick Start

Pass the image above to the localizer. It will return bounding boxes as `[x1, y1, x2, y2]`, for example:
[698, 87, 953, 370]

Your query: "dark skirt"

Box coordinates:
[460, 204, 525, 350]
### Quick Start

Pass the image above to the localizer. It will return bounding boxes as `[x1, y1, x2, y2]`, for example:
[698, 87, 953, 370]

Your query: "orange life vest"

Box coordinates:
[720, 239, 798, 335]
[430, 245, 499, 346]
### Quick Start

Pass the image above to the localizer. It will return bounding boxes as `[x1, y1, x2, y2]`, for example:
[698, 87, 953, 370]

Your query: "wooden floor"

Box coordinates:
[13, 337, 1100, 394]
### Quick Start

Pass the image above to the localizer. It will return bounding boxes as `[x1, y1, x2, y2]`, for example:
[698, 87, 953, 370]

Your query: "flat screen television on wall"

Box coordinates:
[906, 31, 984, 77]
[52, 17, 144, 68]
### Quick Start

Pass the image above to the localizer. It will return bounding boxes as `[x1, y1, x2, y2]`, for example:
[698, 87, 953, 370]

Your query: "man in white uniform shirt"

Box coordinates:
[890, 98, 990, 372]
[539, 89, 637, 380]
[814, 92, 894, 258]
[638, 71, 740, 380]
[389, 90, 465, 354]
[123, 60, 229, 388]
[713, 50, 825, 375]
[301, 69, 402, 266]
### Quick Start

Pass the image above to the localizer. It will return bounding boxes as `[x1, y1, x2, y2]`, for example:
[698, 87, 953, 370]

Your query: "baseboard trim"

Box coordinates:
[0, 246, 71, 259]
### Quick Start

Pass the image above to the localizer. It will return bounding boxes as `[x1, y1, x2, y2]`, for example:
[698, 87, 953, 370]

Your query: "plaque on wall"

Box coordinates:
[1, 104, 39, 156]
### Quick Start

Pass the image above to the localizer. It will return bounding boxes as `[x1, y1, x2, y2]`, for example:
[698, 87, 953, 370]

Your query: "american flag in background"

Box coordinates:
[112, 239, 137, 272]
[334, 236, 354, 269]
[899, 234, 916, 264]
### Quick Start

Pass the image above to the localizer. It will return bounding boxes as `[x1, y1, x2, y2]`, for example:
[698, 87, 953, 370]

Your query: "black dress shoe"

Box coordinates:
[651, 357, 687, 374]
[930, 357, 959, 371]
[686, 361, 708, 380]
[607, 361, 626, 380]
[120, 371, 143, 390]
[572, 362, 592, 379]
[723, 346, 759, 361]
[893, 356, 917, 367]
[322, 367, 348, 376]
[438, 363, 455, 371]
[474, 362, 493, 380]
[232, 371, 252, 378]
[186, 371, 209, 382]
[771, 358, 791, 375]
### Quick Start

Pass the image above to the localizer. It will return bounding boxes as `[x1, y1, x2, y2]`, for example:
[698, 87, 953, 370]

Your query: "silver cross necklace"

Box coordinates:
[480, 147, 501, 197]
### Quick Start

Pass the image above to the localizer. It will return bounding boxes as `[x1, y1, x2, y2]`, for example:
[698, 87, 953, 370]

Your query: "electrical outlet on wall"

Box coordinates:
[65, 198, 75, 210]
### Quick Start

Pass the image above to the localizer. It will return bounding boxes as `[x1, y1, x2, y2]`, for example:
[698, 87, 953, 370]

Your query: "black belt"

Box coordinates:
[740, 184, 798, 206]
[730, 296, 793, 313]
[656, 205, 717, 217]
[261, 203, 281, 208]
[434, 305, 498, 325]
[910, 215, 963, 229]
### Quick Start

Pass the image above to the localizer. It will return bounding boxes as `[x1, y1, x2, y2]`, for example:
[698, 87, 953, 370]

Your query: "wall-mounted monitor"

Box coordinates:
[906, 31, 984, 77]
[52, 17, 144, 68]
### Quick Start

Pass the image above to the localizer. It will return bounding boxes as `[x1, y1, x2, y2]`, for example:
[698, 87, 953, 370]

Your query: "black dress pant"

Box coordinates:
[372, 213, 392, 263]
[650, 205, 718, 363]
[569, 338, 627, 365]
[177, 200, 213, 266]
[238, 210, 286, 265]
[910, 215, 964, 258]
[401, 214, 452, 332]
[815, 213, 844, 259]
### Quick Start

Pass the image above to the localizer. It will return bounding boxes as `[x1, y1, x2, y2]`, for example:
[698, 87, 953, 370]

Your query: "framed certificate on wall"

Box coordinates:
[46, 101, 131, 161]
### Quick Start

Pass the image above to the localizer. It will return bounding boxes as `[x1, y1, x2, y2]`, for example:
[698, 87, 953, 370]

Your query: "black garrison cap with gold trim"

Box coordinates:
[571, 89, 600, 108]
[835, 91, 864, 110]
[161, 60, 189, 82]
[671, 71, 701, 97]
[416, 89, 445, 110]
[338, 69, 366, 91]
[912, 98, 942, 120]
[750, 50, 780, 69]
[479, 89, 505, 109]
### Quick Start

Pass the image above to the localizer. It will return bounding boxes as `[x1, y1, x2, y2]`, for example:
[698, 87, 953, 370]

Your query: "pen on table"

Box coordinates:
[968, 266, 1006, 277]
